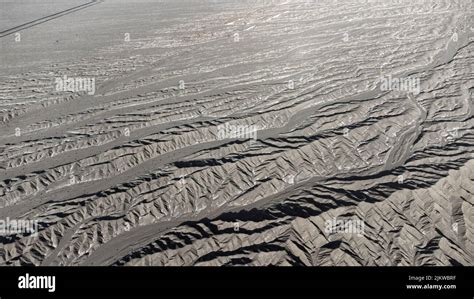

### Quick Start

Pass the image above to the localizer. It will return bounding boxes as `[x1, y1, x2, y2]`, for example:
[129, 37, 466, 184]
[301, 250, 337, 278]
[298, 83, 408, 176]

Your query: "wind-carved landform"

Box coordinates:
[0, 0, 472, 266]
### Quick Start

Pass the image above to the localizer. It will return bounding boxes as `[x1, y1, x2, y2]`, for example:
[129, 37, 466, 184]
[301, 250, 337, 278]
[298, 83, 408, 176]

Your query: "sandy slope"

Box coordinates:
[0, 0, 472, 266]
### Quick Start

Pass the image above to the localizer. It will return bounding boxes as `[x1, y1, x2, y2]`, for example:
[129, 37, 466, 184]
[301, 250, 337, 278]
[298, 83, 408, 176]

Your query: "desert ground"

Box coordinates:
[0, 0, 472, 266]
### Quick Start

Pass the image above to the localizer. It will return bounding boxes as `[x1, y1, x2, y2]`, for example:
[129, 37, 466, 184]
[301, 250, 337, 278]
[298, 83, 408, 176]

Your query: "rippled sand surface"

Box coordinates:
[0, 0, 472, 266]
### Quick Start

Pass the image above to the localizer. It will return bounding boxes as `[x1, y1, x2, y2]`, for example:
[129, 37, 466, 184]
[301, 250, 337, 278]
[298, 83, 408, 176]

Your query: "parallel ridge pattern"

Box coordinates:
[0, 0, 472, 266]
